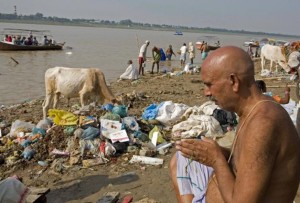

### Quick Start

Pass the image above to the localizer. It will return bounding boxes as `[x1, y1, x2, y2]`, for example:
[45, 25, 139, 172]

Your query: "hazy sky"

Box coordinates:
[1, 0, 299, 35]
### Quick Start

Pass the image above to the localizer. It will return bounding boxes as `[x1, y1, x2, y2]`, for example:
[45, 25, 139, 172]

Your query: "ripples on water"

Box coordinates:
[0, 23, 297, 106]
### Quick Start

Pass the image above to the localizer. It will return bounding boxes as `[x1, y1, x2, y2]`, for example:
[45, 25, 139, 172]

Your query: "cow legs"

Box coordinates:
[270, 60, 274, 72]
[42, 94, 54, 119]
[261, 55, 265, 71]
[53, 92, 60, 109]
[79, 92, 88, 107]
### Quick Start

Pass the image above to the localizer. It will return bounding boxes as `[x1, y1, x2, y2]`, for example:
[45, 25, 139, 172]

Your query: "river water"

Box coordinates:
[0, 22, 297, 106]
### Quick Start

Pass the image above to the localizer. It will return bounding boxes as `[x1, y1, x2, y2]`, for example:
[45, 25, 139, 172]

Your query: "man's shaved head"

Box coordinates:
[201, 46, 256, 111]
[202, 46, 254, 85]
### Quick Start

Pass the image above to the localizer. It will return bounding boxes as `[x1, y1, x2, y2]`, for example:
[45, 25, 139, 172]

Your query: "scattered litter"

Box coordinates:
[129, 155, 163, 166]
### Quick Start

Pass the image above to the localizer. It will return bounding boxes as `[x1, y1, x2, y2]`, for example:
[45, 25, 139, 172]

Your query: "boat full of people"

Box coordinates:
[0, 28, 65, 51]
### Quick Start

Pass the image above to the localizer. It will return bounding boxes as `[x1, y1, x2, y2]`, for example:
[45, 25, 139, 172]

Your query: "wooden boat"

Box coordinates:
[195, 35, 220, 50]
[0, 28, 64, 51]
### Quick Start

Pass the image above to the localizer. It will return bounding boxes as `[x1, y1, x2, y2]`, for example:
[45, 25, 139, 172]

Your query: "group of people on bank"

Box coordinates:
[120, 40, 214, 80]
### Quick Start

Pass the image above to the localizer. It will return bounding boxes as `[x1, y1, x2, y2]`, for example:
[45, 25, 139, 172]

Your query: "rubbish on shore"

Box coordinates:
[101, 103, 114, 111]
[100, 119, 122, 139]
[156, 142, 172, 151]
[51, 148, 70, 156]
[149, 126, 165, 145]
[36, 118, 52, 130]
[129, 155, 163, 166]
[112, 105, 128, 118]
[82, 157, 108, 167]
[38, 161, 48, 167]
[81, 126, 100, 140]
[96, 191, 120, 203]
[48, 109, 78, 126]
[22, 146, 35, 160]
[64, 126, 76, 136]
[110, 130, 129, 143]
[9, 120, 35, 137]
[79, 116, 97, 129]
[101, 112, 121, 121]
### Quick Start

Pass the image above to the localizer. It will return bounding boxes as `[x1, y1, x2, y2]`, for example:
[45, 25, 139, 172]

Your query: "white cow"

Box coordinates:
[260, 44, 290, 73]
[42, 67, 116, 118]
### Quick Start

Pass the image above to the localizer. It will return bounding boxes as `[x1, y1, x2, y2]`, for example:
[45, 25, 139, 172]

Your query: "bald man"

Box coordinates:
[170, 46, 300, 203]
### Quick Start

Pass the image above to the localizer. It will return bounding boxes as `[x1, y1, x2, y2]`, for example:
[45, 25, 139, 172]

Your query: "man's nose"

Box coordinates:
[204, 87, 211, 97]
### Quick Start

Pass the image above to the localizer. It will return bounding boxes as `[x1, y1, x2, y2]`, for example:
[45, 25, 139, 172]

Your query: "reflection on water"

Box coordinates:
[0, 23, 298, 106]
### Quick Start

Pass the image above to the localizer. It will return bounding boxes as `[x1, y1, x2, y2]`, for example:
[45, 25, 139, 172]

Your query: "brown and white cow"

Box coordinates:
[42, 67, 116, 118]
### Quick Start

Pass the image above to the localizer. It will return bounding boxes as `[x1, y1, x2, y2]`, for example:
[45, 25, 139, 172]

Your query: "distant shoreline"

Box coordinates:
[1, 19, 299, 39]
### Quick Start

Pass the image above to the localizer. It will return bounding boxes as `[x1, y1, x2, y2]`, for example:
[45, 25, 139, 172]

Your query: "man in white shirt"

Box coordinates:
[138, 40, 150, 75]
[180, 43, 187, 66]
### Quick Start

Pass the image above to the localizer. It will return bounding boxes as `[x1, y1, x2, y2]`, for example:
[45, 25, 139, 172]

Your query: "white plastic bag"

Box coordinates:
[155, 101, 189, 125]
[9, 120, 35, 137]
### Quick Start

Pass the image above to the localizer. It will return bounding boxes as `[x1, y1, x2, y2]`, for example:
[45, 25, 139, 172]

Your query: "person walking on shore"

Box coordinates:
[166, 45, 176, 60]
[179, 43, 187, 66]
[151, 46, 161, 74]
[188, 42, 195, 64]
[138, 40, 150, 75]
[170, 46, 300, 203]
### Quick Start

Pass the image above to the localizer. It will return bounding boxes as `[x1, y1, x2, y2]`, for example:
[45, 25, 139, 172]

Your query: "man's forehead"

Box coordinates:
[201, 66, 214, 82]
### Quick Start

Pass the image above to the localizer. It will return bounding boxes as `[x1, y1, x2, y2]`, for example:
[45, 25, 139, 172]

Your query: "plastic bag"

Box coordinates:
[101, 112, 121, 121]
[142, 103, 162, 120]
[122, 117, 140, 132]
[36, 118, 52, 130]
[100, 119, 122, 139]
[81, 126, 100, 140]
[79, 138, 101, 156]
[155, 101, 189, 125]
[9, 120, 35, 138]
[48, 109, 78, 126]
[149, 126, 165, 144]
[112, 105, 128, 118]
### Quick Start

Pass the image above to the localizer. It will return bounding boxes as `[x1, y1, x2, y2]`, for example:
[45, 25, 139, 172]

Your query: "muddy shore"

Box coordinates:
[0, 59, 299, 203]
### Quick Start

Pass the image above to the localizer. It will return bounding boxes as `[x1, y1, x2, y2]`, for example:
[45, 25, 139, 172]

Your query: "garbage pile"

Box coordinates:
[0, 100, 237, 178]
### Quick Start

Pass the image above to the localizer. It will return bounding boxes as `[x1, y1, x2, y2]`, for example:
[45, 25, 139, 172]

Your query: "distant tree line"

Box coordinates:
[0, 12, 298, 38]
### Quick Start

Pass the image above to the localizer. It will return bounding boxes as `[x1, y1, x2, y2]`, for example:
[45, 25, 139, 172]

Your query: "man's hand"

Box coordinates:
[175, 137, 225, 168]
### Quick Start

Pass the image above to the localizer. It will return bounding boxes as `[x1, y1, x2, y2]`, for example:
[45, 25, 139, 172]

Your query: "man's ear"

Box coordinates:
[230, 73, 239, 92]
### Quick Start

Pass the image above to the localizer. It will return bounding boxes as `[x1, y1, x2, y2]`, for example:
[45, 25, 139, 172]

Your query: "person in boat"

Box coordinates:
[25, 37, 33, 46]
[170, 46, 300, 203]
[138, 40, 150, 76]
[255, 80, 290, 104]
[20, 37, 26, 45]
[43, 36, 49, 45]
[11, 36, 16, 44]
[119, 60, 139, 80]
[151, 46, 161, 74]
[188, 42, 196, 64]
[179, 43, 187, 66]
[15, 36, 21, 45]
[166, 45, 176, 60]
[32, 37, 38, 46]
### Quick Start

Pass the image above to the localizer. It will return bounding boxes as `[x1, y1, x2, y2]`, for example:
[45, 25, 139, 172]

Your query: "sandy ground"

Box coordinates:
[0, 59, 299, 203]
